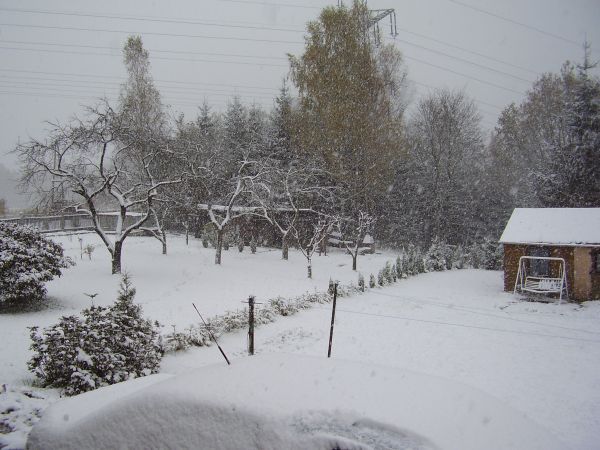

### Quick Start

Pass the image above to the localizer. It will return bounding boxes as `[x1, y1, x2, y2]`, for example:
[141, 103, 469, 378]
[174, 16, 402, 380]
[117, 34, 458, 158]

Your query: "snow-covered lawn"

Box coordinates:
[2, 232, 600, 449]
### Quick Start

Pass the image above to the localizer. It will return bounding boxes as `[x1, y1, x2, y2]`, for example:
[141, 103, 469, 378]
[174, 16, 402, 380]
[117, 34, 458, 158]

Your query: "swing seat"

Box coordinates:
[513, 256, 569, 303]
[523, 276, 564, 293]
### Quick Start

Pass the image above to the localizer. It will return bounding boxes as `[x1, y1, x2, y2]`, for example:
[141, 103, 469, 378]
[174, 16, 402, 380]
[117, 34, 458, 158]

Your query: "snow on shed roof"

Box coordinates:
[499, 208, 600, 246]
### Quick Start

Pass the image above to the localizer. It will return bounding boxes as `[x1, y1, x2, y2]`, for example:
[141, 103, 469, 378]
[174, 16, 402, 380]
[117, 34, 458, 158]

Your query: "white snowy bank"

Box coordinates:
[27, 354, 566, 450]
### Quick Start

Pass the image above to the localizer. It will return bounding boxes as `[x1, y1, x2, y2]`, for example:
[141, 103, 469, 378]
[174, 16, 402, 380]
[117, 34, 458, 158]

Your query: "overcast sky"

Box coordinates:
[0, 0, 599, 177]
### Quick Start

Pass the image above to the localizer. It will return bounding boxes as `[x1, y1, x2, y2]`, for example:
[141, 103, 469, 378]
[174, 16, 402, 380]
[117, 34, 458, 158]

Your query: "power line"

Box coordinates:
[0, 22, 303, 45]
[0, 81, 277, 103]
[442, 0, 584, 48]
[0, 90, 272, 110]
[389, 29, 540, 77]
[404, 53, 526, 96]
[0, 40, 526, 96]
[0, 74, 278, 97]
[0, 68, 280, 92]
[0, 39, 288, 61]
[217, 0, 322, 9]
[3, 37, 535, 89]
[0, 44, 289, 68]
[390, 37, 533, 84]
[2, 4, 546, 81]
[0, 6, 306, 34]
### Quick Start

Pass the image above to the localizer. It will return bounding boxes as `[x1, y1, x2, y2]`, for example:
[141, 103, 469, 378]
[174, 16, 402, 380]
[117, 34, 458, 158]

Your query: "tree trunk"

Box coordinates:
[282, 234, 289, 260]
[112, 241, 123, 274]
[352, 252, 357, 271]
[307, 256, 312, 279]
[215, 229, 223, 265]
[161, 229, 167, 255]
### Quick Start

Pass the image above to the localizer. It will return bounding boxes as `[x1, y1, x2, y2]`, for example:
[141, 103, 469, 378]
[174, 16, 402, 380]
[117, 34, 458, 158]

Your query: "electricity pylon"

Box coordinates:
[337, 0, 398, 45]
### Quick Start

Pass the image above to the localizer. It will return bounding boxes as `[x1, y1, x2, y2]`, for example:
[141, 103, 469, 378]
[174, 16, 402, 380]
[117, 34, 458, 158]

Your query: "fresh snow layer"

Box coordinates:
[27, 354, 564, 450]
[499, 208, 600, 245]
[0, 232, 394, 386]
[3, 233, 600, 449]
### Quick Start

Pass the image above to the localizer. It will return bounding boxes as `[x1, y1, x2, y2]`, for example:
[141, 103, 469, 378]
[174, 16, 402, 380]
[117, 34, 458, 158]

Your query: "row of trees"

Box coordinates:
[16, 1, 599, 275]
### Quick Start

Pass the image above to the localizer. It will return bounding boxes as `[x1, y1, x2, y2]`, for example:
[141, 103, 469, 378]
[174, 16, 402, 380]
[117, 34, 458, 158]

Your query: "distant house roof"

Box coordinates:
[499, 208, 600, 247]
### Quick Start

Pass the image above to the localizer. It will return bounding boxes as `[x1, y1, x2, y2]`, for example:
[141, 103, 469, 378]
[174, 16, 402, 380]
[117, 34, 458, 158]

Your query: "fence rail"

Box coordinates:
[0, 213, 146, 233]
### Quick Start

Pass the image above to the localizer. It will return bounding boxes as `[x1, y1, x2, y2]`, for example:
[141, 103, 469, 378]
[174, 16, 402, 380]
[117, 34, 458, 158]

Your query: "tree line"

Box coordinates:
[16, 1, 599, 275]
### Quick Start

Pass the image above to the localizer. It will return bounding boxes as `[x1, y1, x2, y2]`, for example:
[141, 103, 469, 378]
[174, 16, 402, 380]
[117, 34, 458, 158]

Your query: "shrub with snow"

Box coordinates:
[28, 274, 162, 396]
[0, 222, 73, 307]
[369, 274, 376, 288]
[425, 237, 451, 272]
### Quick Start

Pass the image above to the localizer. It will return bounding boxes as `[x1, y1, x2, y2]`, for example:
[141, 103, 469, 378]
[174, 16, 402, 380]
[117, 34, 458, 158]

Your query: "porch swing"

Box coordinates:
[513, 256, 569, 303]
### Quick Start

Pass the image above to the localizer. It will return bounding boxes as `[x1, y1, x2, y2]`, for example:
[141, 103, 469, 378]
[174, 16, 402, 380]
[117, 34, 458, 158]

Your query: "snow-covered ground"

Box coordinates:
[2, 232, 600, 449]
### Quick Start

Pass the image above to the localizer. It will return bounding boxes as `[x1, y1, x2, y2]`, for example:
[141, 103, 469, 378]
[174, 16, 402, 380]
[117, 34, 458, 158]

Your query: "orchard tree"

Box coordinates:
[17, 37, 182, 274]
[336, 210, 374, 271]
[252, 161, 334, 260]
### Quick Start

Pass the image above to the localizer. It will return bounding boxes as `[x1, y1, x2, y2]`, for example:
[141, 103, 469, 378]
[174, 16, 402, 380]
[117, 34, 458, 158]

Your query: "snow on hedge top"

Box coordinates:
[500, 208, 600, 246]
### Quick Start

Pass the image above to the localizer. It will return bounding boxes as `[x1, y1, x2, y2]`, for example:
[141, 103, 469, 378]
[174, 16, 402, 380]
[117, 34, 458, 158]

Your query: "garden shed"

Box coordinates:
[499, 208, 600, 301]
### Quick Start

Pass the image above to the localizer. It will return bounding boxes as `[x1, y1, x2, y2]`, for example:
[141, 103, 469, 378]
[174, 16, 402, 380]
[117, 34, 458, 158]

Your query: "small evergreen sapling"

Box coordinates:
[377, 269, 385, 287]
[384, 261, 394, 284]
[358, 272, 365, 292]
[28, 274, 162, 396]
[369, 274, 376, 288]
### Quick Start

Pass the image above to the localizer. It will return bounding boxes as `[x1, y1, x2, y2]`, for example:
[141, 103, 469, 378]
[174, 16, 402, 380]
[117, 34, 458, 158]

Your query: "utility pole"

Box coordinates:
[327, 282, 338, 358]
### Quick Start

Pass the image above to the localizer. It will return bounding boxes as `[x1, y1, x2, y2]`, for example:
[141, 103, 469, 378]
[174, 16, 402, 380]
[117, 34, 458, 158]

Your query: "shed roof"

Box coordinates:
[499, 208, 600, 247]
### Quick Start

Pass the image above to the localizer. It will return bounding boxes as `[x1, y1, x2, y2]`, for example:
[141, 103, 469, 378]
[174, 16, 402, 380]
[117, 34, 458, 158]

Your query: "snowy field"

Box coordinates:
[2, 232, 600, 449]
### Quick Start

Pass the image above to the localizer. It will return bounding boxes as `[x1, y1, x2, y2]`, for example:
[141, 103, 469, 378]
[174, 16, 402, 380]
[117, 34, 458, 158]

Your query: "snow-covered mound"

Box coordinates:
[27, 354, 566, 450]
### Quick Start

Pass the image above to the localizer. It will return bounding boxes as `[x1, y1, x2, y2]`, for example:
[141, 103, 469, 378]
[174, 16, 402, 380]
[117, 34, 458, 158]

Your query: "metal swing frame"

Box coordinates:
[513, 256, 569, 303]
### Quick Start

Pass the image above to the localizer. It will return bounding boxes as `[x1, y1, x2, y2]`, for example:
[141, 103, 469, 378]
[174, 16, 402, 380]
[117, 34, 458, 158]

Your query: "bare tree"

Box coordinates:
[251, 164, 333, 260]
[198, 155, 270, 265]
[337, 210, 374, 271]
[17, 101, 182, 274]
[291, 215, 337, 279]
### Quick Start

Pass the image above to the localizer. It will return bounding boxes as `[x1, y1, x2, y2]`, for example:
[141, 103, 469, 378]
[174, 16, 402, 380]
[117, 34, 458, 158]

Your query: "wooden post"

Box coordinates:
[327, 282, 338, 358]
[248, 295, 255, 356]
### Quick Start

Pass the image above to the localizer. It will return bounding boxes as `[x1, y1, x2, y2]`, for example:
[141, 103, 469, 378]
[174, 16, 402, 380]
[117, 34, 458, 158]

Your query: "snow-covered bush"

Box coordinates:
[395, 254, 405, 279]
[425, 237, 451, 272]
[358, 273, 365, 292]
[377, 269, 385, 287]
[466, 238, 502, 270]
[28, 275, 162, 396]
[0, 222, 73, 307]
[270, 296, 299, 316]
[369, 274, 376, 288]
[384, 261, 395, 284]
